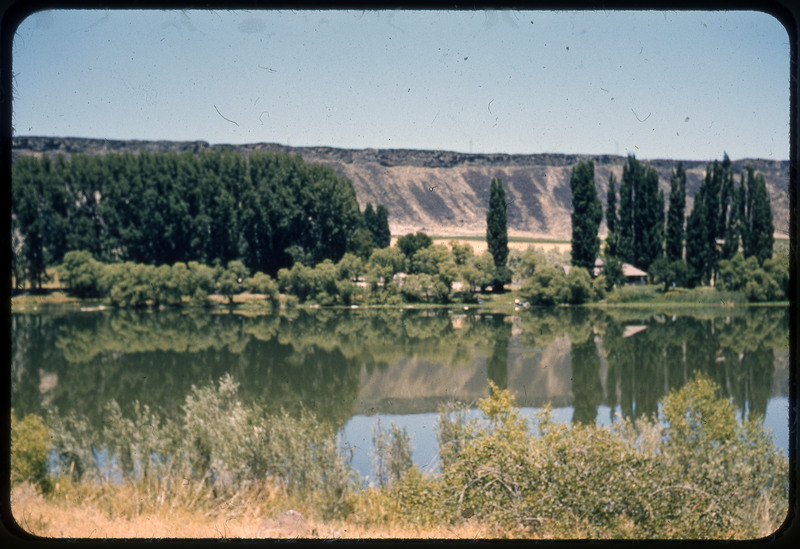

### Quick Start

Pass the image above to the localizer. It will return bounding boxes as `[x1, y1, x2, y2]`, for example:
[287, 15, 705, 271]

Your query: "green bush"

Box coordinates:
[58, 250, 103, 297]
[566, 266, 592, 304]
[519, 266, 569, 305]
[392, 377, 787, 538]
[11, 410, 52, 493]
[719, 253, 787, 302]
[244, 271, 279, 302]
[400, 273, 435, 303]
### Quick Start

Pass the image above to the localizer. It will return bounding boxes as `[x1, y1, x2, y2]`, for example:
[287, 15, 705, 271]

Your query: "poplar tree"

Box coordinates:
[616, 156, 637, 265]
[717, 154, 737, 260]
[570, 159, 602, 271]
[685, 186, 708, 286]
[702, 160, 722, 282]
[665, 162, 686, 262]
[373, 204, 392, 248]
[605, 172, 619, 257]
[486, 177, 510, 292]
[635, 164, 664, 270]
[743, 165, 774, 264]
[363, 203, 377, 239]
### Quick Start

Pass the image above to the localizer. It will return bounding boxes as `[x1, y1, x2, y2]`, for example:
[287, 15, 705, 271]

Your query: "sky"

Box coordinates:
[10, 8, 791, 161]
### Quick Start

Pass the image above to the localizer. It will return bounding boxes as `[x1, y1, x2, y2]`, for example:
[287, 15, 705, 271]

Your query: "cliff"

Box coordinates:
[12, 136, 790, 240]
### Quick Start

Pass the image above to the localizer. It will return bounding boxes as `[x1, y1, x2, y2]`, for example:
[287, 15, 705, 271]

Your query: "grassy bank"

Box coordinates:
[10, 377, 788, 540]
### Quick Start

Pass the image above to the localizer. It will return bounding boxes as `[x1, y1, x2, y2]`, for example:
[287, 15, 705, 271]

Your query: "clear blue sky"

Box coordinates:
[11, 8, 790, 161]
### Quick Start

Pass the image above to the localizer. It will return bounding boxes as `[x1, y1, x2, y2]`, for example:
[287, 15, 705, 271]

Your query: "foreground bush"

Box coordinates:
[388, 377, 787, 539]
[46, 375, 357, 519]
[11, 410, 52, 494]
[39, 375, 787, 538]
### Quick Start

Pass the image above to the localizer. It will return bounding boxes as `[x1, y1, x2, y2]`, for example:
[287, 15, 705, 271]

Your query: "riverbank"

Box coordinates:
[10, 378, 788, 540]
[11, 286, 788, 316]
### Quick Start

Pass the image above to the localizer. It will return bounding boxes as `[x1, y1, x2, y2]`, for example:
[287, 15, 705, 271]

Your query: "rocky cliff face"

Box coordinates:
[12, 136, 790, 240]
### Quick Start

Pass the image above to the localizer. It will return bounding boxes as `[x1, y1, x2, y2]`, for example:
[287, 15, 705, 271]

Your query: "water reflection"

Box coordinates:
[11, 306, 788, 453]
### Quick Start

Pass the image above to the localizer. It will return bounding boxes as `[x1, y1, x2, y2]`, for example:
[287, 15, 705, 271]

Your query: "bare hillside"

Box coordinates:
[12, 136, 790, 240]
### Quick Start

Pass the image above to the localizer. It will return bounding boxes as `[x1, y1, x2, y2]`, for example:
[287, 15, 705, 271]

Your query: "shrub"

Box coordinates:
[58, 250, 103, 298]
[400, 273, 435, 302]
[372, 420, 414, 488]
[103, 262, 156, 307]
[244, 272, 279, 302]
[11, 410, 52, 493]
[47, 375, 358, 519]
[513, 247, 543, 282]
[393, 377, 788, 538]
[566, 266, 592, 304]
[519, 266, 569, 305]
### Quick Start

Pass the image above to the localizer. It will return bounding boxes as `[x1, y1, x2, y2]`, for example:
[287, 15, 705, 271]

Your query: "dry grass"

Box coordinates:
[390, 236, 571, 256]
[9, 482, 507, 540]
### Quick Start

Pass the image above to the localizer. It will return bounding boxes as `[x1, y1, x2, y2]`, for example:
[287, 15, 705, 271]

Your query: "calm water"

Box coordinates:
[10, 305, 790, 482]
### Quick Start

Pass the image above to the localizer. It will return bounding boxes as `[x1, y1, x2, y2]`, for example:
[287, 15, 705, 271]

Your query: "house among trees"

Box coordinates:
[621, 263, 648, 285]
[582, 258, 647, 285]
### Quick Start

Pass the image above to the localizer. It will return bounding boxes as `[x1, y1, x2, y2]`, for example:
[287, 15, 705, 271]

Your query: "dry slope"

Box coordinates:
[12, 136, 790, 240]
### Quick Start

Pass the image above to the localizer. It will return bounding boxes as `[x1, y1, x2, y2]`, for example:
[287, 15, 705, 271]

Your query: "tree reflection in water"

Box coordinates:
[11, 306, 788, 443]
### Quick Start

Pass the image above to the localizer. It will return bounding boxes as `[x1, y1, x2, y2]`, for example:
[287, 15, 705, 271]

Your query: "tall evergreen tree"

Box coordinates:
[486, 177, 510, 292]
[373, 204, 392, 248]
[717, 154, 736, 261]
[634, 164, 664, 270]
[665, 162, 686, 262]
[724, 172, 747, 261]
[362, 202, 391, 249]
[742, 165, 774, 264]
[605, 172, 619, 257]
[702, 160, 722, 282]
[363, 202, 377, 236]
[685, 186, 708, 286]
[617, 156, 637, 265]
[570, 159, 602, 271]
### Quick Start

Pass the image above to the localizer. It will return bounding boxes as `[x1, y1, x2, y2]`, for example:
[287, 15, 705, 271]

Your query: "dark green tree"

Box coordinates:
[363, 203, 377, 237]
[685, 186, 709, 286]
[363, 202, 391, 249]
[605, 172, 619, 257]
[701, 160, 722, 282]
[373, 204, 391, 249]
[633, 164, 664, 271]
[616, 156, 637, 265]
[12, 156, 53, 291]
[742, 165, 774, 265]
[486, 177, 510, 292]
[665, 162, 686, 262]
[717, 154, 737, 261]
[570, 160, 602, 272]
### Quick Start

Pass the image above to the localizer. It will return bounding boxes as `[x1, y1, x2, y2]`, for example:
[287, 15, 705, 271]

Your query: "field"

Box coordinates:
[392, 235, 572, 256]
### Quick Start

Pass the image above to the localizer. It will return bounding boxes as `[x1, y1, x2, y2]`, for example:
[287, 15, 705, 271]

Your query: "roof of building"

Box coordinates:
[622, 264, 648, 277]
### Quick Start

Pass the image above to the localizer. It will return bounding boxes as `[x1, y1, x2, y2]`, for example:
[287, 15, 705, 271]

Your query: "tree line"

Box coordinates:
[13, 148, 785, 305]
[567, 153, 784, 300]
[12, 149, 390, 291]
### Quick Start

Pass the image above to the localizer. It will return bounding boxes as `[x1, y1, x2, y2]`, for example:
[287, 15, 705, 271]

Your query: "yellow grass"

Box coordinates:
[9, 483, 506, 540]
[390, 236, 571, 256]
